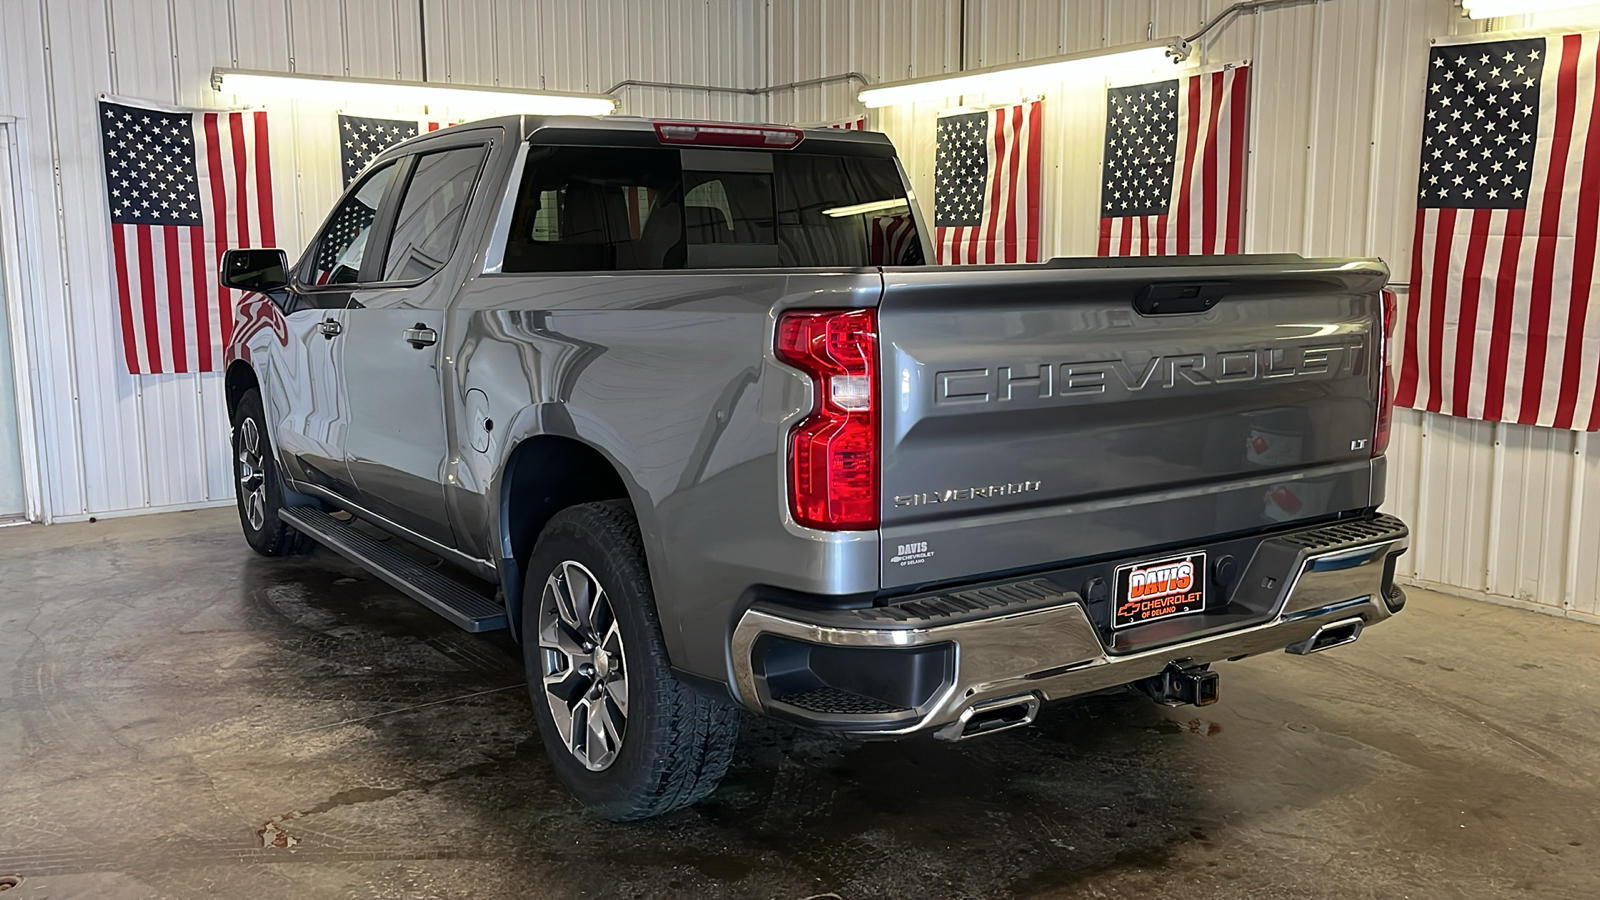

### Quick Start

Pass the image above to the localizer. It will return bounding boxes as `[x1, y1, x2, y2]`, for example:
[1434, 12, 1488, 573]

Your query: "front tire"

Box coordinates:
[231, 388, 310, 557]
[523, 501, 738, 821]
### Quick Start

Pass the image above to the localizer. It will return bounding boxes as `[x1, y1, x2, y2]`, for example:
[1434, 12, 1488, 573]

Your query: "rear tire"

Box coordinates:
[231, 388, 310, 557]
[523, 501, 738, 821]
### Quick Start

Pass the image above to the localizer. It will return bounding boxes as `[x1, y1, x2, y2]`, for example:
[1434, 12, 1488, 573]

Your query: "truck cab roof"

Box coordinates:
[370, 114, 895, 165]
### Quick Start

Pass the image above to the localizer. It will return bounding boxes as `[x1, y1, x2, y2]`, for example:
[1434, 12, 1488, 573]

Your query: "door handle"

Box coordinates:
[318, 319, 342, 339]
[404, 324, 438, 348]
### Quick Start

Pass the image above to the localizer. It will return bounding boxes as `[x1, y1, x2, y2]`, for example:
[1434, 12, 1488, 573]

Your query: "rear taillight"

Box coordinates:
[1374, 288, 1397, 458]
[775, 309, 879, 530]
[653, 122, 803, 148]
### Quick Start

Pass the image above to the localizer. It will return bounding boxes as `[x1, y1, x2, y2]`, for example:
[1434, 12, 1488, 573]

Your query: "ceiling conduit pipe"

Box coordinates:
[605, 72, 870, 98]
[1171, 0, 1325, 61]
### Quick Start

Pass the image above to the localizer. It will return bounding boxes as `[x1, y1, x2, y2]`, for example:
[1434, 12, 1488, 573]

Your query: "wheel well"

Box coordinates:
[225, 361, 259, 419]
[500, 435, 632, 637]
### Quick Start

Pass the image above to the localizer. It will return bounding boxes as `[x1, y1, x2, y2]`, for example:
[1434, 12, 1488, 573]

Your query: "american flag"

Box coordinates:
[98, 97, 273, 375]
[1397, 35, 1600, 431]
[338, 114, 454, 186]
[933, 100, 1043, 265]
[1097, 65, 1249, 256]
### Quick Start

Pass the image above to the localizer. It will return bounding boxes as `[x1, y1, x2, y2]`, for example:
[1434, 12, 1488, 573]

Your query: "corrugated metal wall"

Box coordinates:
[767, 0, 1600, 623]
[0, 0, 765, 523]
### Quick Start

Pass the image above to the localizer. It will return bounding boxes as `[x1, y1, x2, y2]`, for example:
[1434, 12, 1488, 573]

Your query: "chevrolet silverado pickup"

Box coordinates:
[219, 114, 1410, 821]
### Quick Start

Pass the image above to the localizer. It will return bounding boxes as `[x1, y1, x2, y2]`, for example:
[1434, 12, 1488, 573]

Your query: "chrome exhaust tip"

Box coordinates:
[934, 693, 1041, 741]
[1286, 617, 1364, 655]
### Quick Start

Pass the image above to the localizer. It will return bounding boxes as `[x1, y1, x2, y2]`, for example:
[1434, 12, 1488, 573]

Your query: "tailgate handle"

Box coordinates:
[1135, 282, 1228, 315]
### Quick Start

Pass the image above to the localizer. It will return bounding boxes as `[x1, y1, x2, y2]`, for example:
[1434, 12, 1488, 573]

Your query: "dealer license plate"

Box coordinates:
[1113, 551, 1208, 629]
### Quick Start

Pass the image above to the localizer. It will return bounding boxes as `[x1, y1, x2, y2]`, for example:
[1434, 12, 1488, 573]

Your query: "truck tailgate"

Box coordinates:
[876, 256, 1388, 590]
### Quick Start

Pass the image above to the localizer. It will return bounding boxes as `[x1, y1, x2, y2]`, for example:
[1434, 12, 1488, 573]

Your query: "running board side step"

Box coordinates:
[279, 506, 508, 633]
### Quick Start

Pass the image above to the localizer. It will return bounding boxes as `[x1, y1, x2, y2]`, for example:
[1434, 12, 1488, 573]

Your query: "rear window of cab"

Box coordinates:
[500, 146, 924, 272]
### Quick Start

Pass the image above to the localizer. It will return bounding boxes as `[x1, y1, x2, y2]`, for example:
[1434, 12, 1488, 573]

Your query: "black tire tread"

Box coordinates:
[534, 501, 738, 821]
[233, 389, 313, 557]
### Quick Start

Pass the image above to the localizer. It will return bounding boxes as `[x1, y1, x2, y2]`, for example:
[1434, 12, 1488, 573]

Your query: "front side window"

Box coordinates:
[501, 146, 922, 272]
[305, 162, 398, 286]
[382, 145, 489, 282]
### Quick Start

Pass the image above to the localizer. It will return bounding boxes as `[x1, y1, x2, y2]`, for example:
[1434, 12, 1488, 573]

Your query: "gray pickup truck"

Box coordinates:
[219, 114, 1410, 821]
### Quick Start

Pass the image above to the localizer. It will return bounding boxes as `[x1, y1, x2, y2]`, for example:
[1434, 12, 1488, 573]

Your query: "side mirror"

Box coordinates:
[220, 248, 290, 293]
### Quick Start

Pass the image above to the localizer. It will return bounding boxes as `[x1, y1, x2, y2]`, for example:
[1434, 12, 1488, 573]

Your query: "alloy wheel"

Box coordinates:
[537, 560, 629, 771]
[237, 417, 267, 531]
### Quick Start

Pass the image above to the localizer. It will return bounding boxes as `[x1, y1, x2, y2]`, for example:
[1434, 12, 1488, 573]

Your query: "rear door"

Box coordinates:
[875, 257, 1387, 589]
[342, 139, 492, 547]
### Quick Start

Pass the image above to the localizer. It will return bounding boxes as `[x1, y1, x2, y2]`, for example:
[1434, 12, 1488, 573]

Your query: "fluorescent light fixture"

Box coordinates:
[822, 198, 910, 218]
[858, 39, 1184, 108]
[1462, 0, 1600, 16]
[211, 68, 617, 116]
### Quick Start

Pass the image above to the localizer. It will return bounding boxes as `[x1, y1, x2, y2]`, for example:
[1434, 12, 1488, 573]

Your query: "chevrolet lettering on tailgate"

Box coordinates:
[933, 340, 1366, 406]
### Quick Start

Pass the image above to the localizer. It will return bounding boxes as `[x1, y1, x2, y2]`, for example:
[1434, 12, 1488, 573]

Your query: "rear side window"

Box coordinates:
[382, 145, 489, 282]
[505, 147, 682, 272]
[776, 154, 921, 268]
[501, 146, 922, 272]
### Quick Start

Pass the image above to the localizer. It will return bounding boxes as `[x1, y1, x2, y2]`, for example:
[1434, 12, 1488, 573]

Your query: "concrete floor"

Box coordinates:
[1, 510, 1597, 900]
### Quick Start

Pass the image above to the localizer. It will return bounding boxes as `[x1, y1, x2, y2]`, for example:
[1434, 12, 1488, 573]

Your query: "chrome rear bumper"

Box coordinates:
[729, 515, 1409, 739]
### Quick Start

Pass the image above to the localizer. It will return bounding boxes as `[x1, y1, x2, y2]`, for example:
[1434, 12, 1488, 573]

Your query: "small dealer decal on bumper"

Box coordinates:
[890, 541, 936, 567]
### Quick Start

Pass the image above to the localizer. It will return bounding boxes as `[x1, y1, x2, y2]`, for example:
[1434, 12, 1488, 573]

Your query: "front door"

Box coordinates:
[342, 142, 490, 548]
[267, 160, 403, 497]
[265, 295, 352, 494]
